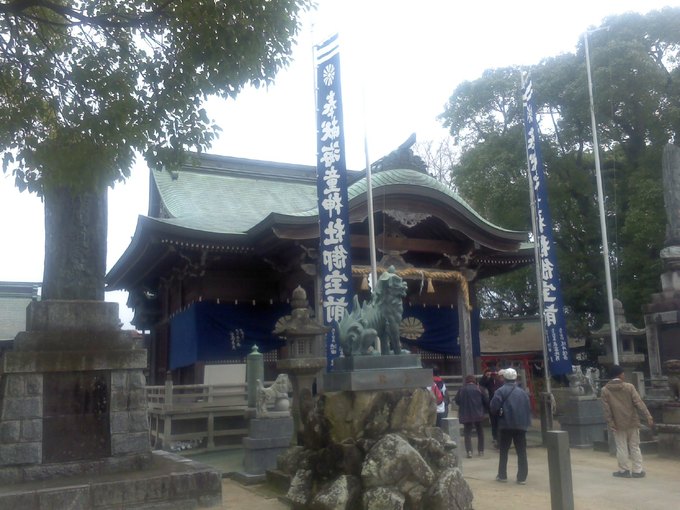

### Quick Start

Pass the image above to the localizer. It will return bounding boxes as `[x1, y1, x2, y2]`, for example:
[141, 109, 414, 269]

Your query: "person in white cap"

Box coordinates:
[489, 367, 532, 484]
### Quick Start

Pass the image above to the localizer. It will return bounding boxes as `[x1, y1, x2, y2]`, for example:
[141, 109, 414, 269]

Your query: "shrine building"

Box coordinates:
[106, 149, 533, 385]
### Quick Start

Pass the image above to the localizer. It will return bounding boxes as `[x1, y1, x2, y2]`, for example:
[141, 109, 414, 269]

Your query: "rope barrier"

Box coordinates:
[351, 265, 471, 311]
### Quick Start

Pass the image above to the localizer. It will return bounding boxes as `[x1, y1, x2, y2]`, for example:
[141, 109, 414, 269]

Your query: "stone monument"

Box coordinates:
[0, 300, 221, 508]
[644, 144, 680, 378]
[556, 365, 606, 448]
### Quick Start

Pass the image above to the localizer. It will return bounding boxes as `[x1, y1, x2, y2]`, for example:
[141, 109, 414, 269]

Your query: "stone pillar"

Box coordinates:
[644, 315, 664, 378]
[442, 417, 461, 472]
[546, 431, 574, 510]
[247, 345, 264, 408]
[457, 289, 474, 378]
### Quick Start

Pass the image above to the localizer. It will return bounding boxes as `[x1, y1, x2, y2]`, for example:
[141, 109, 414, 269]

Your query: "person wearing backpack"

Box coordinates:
[455, 374, 489, 458]
[489, 368, 532, 484]
[428, 367, 448, 428]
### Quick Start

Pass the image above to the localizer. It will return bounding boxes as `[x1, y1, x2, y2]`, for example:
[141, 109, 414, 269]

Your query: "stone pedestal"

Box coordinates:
[0, 300, 221, 507]
[557, 397, 606, 448]
[657, 403, 680, 457]
[0, 301, 150, 478]
[323, 354, 432, 392]
[241, 416, 294, 481]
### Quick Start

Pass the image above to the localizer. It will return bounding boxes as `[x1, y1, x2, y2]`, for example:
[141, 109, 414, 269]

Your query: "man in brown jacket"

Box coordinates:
[601, 365, 654, 478]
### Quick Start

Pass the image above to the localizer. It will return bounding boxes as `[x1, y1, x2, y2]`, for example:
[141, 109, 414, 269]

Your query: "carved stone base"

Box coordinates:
[323, 356, 431, 392]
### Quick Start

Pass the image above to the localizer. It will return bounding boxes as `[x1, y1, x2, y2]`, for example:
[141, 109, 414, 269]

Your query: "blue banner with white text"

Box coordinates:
[315, 34, 354, 370]
[522, 73, 572, 376]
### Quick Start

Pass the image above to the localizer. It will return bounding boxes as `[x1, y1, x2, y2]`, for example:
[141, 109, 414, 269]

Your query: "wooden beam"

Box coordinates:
[351, 234, 461, 254]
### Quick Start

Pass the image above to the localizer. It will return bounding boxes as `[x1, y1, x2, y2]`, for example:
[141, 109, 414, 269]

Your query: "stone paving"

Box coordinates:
[198, 428, 680, 510]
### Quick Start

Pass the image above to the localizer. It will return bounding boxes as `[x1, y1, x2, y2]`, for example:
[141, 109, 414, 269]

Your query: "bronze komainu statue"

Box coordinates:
[338, 266, 408, 356]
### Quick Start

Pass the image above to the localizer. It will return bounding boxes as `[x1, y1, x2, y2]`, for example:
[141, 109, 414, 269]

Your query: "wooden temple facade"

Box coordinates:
[107, 150, 533, 385]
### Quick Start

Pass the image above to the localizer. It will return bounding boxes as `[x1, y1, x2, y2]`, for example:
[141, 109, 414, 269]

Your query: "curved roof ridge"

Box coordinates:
[291, 167, 524, 235]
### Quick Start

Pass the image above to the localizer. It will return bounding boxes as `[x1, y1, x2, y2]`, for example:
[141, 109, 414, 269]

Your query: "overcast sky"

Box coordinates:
[1, 0, 678, 327]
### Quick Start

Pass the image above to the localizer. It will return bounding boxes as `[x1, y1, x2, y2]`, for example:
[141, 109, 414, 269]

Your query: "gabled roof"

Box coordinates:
[107, 153, 533, 291]
[151, 154, 319, 234]
[254, 167, 528, 251]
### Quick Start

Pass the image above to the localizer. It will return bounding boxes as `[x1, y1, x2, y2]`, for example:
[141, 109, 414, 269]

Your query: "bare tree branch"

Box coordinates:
[0, 0, 176, 28]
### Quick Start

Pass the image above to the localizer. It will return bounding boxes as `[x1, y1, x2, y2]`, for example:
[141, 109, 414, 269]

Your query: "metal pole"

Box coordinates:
[364, 137, 379, 291]
[584, 31, 619, 364]
[362, 86, 381, 354]
[520, 71, 552, 394]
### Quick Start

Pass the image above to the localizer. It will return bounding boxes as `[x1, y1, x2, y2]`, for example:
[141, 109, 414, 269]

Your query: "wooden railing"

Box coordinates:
[145, 380, 250, 451]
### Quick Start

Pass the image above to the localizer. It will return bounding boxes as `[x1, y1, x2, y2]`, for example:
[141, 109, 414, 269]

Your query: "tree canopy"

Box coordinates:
[0, 0, 310, 299]
[434, 7, 680, 338]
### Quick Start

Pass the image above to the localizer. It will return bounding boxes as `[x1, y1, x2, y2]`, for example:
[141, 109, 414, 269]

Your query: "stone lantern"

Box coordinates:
[274, 286, 329, 444]
[592, 299, 647, 378]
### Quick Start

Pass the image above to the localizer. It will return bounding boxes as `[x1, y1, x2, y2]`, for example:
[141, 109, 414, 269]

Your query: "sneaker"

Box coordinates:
[517, 480, 527, 485]
[613, 470, 631, 478]
[632, 471, 646, 478]
[496, 475, 507, 483]
[467, 451, 473, 459]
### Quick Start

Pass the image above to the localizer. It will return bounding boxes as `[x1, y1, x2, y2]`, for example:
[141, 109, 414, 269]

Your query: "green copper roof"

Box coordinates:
[152, 165, 318, 234]
[291, 168, 523, 236]
[149, 156, 526, 241]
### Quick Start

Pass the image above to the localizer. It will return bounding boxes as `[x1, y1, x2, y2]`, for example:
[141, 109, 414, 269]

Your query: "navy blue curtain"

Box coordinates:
[400, 305, 480, 356]
[169, 301, 288, 369]
[169, 302, 480, 368]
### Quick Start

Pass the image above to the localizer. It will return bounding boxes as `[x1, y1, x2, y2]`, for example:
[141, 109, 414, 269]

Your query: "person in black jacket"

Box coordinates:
[455, 374, 489, 458]
[479, 368, 502, 447]
[489, 368, 532, 484]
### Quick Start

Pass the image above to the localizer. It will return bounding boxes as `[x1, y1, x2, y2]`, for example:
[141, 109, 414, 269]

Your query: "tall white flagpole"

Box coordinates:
[585, 30, 619, 365]
[362, 84, 381, 354]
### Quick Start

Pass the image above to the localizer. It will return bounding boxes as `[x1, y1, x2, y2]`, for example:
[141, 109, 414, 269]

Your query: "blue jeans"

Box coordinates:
[497, 428, 528, 482]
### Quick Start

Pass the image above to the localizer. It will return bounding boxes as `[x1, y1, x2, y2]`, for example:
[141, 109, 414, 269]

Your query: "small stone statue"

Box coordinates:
[584, 367, 600, 396]
[256, 374, 292, 418]
[567, 365, 595, 397]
